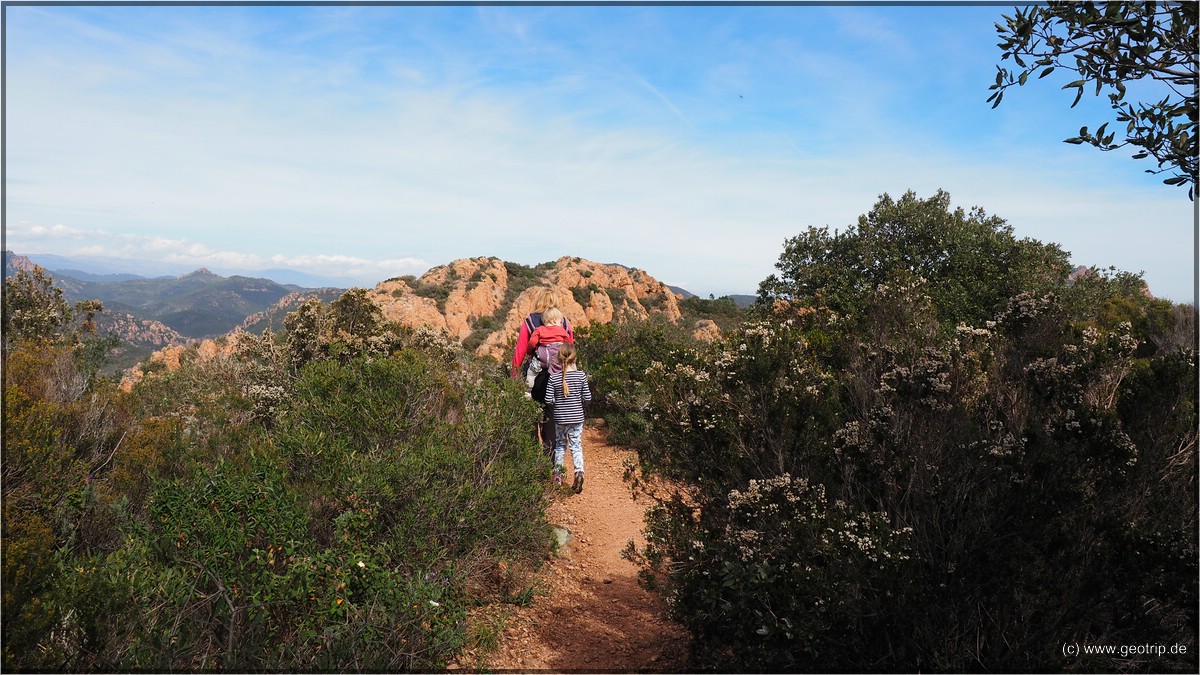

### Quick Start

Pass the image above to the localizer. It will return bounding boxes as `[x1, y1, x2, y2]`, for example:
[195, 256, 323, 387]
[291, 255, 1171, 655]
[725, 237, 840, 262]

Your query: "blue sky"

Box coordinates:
[4, 1, 1195, 302]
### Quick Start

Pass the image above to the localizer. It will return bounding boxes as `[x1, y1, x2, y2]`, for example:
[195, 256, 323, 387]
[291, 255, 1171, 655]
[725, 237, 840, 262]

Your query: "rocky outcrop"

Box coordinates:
[121, 256, 694, 384]
[367, 257, 511, 338]
[370, 256, 684, 360]
[3, 251, 37, 276]
[97, 312, 187, 348]
[119, 330, 255, 392]
[692, 319, 722, 341]
[241, 288, 346, 333]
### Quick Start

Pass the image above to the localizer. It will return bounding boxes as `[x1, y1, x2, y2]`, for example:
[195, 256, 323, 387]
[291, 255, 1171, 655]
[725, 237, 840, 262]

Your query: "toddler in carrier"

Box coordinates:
[525, 307, 574, 389]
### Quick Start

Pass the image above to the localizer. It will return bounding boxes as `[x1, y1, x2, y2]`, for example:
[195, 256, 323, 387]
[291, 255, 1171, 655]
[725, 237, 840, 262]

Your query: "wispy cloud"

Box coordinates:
[7, 221, 429, 283]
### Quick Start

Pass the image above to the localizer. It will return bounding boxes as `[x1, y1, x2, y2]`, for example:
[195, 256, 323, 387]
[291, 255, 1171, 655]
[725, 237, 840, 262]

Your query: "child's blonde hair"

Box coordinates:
[541, 306, 563, 327]
[557, 343, 578, 396]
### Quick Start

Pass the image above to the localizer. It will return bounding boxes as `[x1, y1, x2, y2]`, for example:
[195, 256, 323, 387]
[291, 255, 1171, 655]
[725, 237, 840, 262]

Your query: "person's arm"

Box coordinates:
[581, 373, 592, 405]
[547, 373, 559, 407]
[565, 318, 575, 343]
[511, 322, 531, 378]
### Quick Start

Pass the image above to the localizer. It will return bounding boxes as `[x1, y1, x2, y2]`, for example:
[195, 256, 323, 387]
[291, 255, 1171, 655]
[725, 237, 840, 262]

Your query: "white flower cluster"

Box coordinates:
[408, 326, 462, 363]
[724, 474, 912, 568]
[673, 363, 711, 382]
[833, 421, 866, 455]
[878, 349, 954, 409]
[1024, 356, 1078, 384]
[955, 323, 993, 338]
[244, 384, 287, 420]
[826, 512, 914, 566]
[1081, 321, 1139, 360]
[832, 406, 895, 456]
[965, 427, 1027, 459]
[996, 291, 1057, 327]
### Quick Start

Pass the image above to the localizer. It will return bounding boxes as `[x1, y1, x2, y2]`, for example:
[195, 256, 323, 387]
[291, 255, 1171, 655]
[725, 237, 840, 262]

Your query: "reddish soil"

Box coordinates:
[466, 423, 691, 673]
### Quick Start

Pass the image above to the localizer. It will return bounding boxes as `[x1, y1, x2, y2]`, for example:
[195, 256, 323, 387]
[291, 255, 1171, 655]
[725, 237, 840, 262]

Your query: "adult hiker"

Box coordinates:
[511, 288, 575, 459]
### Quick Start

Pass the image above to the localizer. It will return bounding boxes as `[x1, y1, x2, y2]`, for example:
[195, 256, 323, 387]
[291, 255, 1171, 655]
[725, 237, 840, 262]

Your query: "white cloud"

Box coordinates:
[20, 222, 92, 239]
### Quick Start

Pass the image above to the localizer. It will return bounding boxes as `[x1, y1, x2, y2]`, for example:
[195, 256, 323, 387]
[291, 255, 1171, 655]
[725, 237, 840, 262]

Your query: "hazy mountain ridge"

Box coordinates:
[17, 251, 356, 288]
[60, 268, 313, 339]
[4, 251, 348, 371]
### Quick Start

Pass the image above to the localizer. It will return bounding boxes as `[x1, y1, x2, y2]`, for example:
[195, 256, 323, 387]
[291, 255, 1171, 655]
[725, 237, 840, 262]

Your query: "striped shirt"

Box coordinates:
[547, 369, 592, 426]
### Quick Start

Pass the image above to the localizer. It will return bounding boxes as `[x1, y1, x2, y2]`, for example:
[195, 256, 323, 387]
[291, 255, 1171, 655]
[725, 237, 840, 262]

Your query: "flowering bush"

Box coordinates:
[632, 314, 841, 502]
[636, 474, 913, 671]
[623, 271, 1196, 671]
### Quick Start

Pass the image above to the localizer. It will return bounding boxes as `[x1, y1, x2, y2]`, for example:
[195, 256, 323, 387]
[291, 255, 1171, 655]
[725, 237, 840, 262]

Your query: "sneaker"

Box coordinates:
[552, 467, 564, 485]
[572, 471, 584, 494]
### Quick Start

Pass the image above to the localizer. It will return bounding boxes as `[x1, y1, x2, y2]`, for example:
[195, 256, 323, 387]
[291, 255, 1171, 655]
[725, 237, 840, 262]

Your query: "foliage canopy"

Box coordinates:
[989, 1, 1198, 197]
[757, 189, 1071, 328]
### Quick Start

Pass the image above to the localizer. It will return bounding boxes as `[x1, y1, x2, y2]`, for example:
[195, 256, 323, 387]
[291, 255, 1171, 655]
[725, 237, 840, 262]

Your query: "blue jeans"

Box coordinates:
[554, 423, 584, 474]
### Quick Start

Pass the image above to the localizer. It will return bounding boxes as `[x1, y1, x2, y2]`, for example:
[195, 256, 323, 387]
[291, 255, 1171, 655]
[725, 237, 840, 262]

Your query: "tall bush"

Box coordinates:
[632, 287, 1196, 672]
[625, 193, 1197, 672]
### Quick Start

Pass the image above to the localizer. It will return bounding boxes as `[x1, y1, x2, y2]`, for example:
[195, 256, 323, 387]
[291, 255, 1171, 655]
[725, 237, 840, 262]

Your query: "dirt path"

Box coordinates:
[470, 423, 690, 673]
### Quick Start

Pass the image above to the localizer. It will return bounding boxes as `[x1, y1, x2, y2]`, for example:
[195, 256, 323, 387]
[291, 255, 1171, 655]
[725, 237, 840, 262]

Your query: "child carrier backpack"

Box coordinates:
[536, 342, 564, 375]
[523, 314, 565, 375]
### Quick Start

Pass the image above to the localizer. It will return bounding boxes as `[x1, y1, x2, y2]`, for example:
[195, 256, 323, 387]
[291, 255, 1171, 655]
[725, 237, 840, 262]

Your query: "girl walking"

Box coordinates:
[547, 343, 591, 493]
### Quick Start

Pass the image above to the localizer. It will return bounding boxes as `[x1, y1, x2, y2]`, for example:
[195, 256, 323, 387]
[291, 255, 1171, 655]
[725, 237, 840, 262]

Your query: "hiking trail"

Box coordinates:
[455, 423, 690, 672]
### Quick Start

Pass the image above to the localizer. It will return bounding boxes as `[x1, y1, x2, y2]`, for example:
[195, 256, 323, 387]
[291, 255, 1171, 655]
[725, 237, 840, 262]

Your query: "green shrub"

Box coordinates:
[2, 269, 558, 672]
[574, 319, 696, 425]
[640, 292, 666, 311]
[274, 350, 551, 570]
[679, 295, 747, 332]
[626, 280, 1197, 672]
[570, 286, 591, 306]
[636, 475, 913, 671]
[2, 340, 131, 671]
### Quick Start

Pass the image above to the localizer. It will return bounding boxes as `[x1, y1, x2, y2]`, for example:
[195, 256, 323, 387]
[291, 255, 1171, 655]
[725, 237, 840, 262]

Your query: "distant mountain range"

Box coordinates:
[19, 252, 358, 289]
[4, 251, 347, 370]
[674, 287, 756, 309]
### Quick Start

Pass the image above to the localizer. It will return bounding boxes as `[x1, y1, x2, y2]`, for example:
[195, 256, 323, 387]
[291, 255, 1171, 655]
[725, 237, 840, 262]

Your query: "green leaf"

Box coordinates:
[1038, 66, 1055, 79]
